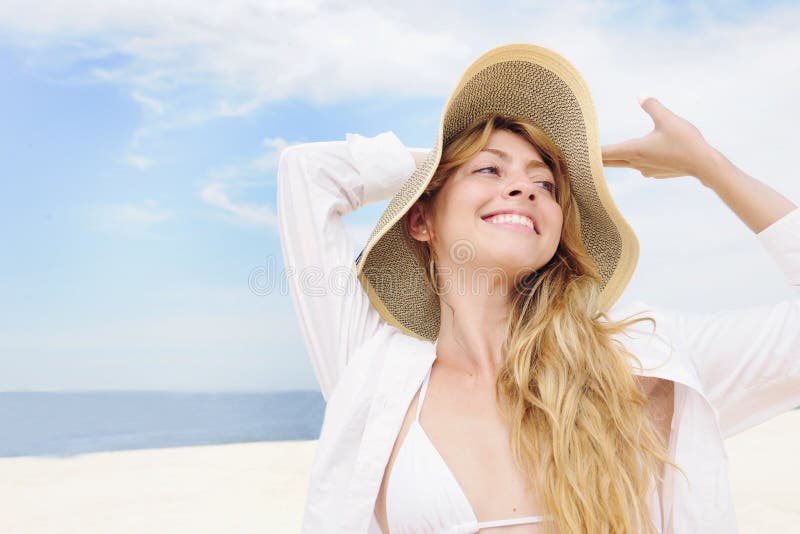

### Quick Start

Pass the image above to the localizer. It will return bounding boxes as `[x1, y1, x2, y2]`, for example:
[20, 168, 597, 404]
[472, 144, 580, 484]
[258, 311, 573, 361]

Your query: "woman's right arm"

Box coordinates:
[276, 131, 421, 401]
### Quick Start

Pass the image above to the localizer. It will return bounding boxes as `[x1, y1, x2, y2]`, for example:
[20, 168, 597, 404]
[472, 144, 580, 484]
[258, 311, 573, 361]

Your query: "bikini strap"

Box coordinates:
[415, 367, 432, 423]
[477, 516, 552, 527]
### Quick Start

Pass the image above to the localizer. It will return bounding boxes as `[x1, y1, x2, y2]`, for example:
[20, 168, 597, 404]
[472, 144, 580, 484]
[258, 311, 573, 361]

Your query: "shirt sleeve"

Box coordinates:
[277, 131, 420, 401]
[662, 207, 800, 437]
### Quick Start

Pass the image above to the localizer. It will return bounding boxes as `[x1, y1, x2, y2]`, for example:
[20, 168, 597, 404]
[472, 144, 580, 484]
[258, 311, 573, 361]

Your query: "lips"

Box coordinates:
[481, 209, 539, 234]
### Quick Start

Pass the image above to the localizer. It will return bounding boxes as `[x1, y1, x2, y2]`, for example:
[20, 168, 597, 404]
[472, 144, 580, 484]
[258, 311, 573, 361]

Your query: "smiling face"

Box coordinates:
[408, 128, 565, 288]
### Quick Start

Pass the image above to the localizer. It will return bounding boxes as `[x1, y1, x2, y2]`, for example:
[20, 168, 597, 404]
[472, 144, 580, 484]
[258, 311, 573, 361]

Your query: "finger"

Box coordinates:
[650, 170, 686, 179]
[601, 138, 646, 162]
[638, 166, 677, 179]
[638, 96, 672, 127]
[602, 159, 632, 168]
[630, 162, 683, 176]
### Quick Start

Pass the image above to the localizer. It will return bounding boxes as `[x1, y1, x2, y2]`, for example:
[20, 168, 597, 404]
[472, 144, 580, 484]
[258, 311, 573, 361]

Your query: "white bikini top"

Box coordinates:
[386, 365, 554, 533]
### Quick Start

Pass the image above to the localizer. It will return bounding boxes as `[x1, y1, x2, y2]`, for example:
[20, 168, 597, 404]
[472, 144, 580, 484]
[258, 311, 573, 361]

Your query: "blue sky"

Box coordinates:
[1, 0, 798, 392]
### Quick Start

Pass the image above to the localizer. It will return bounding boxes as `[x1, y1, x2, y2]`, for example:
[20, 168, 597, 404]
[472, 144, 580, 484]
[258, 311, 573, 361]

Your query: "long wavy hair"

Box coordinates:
[400, 113, 682, 533]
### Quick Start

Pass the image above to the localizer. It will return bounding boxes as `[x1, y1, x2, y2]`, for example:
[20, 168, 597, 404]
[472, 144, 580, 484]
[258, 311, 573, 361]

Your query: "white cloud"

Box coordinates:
[249, 137, 290, 172]
[124, 153, 154, 170]
[0, 0, 467, 139]
[130, 89, 165, 115]
[1, 2, 797, 192]
[200, 182, 278, 227]
[199, 135, 289, 226]
[88, 198, 172, 233]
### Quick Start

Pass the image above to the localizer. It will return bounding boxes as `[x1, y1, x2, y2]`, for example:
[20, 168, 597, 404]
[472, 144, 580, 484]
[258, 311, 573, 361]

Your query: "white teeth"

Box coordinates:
[486, 213, 535, 231]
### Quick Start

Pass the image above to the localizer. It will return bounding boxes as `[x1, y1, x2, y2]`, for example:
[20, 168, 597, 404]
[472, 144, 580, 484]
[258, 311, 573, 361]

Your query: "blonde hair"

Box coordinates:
[400, 113, 682, 533]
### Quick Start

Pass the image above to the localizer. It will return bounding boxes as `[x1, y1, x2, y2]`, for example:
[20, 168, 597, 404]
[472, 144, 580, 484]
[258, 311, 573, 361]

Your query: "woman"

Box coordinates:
[277, 44, 799, 533]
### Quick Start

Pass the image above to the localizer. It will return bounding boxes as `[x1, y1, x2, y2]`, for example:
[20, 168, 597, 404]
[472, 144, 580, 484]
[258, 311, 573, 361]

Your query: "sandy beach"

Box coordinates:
[1, 411, 797, 533]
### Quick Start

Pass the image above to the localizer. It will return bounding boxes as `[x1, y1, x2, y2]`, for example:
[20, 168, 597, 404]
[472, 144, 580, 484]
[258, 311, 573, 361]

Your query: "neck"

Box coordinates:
[434, 275, 514, 385]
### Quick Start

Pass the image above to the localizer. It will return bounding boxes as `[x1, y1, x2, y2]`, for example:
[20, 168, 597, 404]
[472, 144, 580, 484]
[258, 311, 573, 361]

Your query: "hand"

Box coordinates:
[602, 97, 719, 180]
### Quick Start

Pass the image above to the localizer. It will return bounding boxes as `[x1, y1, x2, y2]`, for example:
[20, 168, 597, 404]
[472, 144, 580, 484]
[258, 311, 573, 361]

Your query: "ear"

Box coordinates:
[406, 201, 432, 242]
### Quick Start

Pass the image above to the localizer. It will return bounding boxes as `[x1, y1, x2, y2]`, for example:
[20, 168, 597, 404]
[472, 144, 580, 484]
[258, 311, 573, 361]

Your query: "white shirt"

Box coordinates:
[276, 130, 800, 533]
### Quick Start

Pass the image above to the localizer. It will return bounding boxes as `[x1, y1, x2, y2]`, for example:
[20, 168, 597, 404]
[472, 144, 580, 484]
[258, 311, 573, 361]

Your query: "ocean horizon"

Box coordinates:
[0, 391, 326, 458]
[6, 390, 797, 459]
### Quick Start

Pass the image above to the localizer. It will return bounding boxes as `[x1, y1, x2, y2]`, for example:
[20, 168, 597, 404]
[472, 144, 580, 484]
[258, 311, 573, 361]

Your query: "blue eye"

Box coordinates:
[536, 181, 556, 193]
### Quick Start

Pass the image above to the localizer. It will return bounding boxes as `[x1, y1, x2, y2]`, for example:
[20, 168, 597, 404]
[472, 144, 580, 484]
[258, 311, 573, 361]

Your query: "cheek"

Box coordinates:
[438, 186, 484, 229]
[547, 205, 565, 240]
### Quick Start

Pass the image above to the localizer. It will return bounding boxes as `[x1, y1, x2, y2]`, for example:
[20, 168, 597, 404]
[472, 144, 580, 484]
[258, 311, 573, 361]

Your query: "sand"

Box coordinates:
[0, 411, 797, 533]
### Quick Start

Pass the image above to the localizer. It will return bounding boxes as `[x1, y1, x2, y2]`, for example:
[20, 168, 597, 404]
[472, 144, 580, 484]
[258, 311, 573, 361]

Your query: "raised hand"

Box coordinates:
[602, 96, 796, 233]
[601, 96, 717, 180]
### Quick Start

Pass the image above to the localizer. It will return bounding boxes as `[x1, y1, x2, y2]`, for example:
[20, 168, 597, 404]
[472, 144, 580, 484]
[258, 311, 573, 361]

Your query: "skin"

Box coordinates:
[374, 98, 798, 533]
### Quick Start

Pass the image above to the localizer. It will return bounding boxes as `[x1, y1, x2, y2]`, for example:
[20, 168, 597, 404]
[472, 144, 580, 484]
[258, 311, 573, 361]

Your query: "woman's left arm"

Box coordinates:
[602, 96, 797, 232]
[603, 97, 800, 437]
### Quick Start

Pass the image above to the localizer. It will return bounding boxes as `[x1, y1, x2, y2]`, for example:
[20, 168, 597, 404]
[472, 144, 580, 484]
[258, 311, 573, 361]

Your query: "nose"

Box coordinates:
[502, 172, 537, 201]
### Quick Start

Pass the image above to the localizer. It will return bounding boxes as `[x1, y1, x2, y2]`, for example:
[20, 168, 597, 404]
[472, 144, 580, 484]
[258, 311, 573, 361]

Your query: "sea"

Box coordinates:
[0, 390, 326, 458]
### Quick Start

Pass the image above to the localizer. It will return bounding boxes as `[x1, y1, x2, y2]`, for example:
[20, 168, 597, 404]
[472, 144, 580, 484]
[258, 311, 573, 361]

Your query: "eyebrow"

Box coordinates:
[479, 147, 550, 171]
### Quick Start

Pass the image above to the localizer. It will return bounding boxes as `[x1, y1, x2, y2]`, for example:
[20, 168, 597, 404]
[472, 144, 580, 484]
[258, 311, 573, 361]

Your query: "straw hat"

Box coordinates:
[354, 43, 638, 343]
